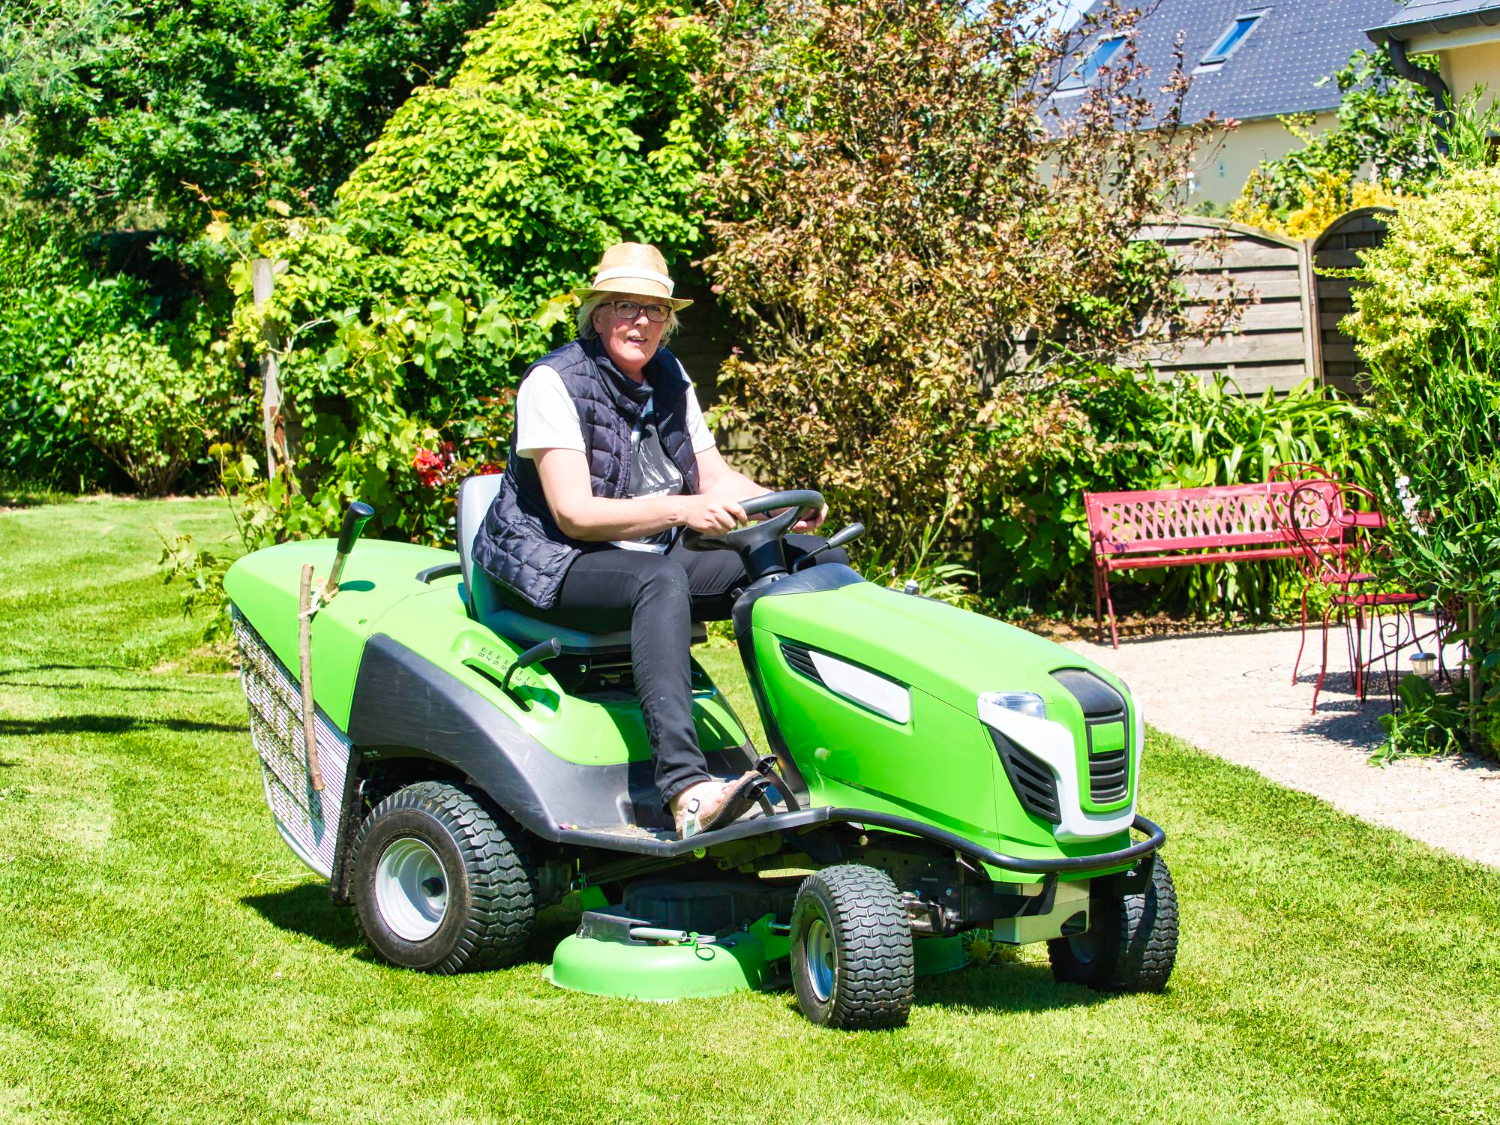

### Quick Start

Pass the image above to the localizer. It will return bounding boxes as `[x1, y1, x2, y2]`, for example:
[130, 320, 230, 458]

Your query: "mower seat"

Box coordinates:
[455, 474, 705, 655]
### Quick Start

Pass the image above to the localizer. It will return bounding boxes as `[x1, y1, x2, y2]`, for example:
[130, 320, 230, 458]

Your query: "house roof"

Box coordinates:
[1051, 0, 1403, 127]
[1366, 0, 1500, 44]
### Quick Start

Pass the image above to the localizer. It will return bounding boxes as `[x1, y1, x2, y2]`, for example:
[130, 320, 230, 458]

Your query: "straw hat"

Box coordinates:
[575, 242, 693, 311]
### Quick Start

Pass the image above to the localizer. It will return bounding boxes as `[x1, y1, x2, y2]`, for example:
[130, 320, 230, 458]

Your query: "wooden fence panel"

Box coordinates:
[1132, 217, 1315, 396]
[1312, 207, 1392, 397]
[660, 212, 1389, 406]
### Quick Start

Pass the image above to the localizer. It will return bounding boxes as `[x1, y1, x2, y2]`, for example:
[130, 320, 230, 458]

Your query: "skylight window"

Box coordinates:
[1058, 36, 1126, 91]
[1201, 12, 1266, 66]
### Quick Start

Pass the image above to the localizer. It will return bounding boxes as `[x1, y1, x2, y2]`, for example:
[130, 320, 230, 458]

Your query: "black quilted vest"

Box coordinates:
[472, 337, 701, 609]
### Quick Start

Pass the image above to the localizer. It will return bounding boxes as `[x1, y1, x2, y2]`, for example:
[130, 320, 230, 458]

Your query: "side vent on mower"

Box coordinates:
[780, 641, 824, 685]
[1051, 668, 1130, 805]
[989, 728, 1062, 824]
[779, 640, 912, 724]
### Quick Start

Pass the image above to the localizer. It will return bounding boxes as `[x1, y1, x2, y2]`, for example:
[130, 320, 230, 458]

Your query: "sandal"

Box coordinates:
[676, 772, 770, 839]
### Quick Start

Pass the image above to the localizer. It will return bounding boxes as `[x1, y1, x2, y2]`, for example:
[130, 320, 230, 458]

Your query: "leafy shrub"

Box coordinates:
[702, 0, 1223, 569]
[51, 332, 209, 495]
[976, 366, 1369, 618]
[193, 0, 710, 568]
[1378, 675, 1465, 761]
[0, 230, 157, 487]
[1343, 164, 1500, 376]
[0, 0, 508, 491]
[17, 0, 504, 237]
[1344, 159, 1500, 758]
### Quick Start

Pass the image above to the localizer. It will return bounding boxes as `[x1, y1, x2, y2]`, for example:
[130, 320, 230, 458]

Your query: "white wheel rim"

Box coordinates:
[806, 917, 836, 1002]
[374, 837, 449, 942]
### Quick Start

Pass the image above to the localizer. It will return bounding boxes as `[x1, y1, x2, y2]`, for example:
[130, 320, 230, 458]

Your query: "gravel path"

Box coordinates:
[1063, 616, 1500, 868]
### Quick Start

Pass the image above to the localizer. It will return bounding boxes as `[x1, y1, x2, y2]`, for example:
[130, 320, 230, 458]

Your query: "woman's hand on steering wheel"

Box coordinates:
[791, 504, 828, 533]
[679, 495, 748, 535]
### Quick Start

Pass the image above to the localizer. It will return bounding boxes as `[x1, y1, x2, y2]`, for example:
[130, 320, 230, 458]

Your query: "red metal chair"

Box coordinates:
[1269, 475, 1360, 688]
[1283, 481, 1423, 713]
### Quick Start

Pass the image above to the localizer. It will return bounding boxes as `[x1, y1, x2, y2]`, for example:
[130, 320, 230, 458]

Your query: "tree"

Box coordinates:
[215, 0, 713, 543]
[700, 0, 1215, 564]
[0, 0, 509, 487]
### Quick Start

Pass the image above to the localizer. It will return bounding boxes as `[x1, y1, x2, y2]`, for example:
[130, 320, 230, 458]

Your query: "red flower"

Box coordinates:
[413, 447, 445, 488]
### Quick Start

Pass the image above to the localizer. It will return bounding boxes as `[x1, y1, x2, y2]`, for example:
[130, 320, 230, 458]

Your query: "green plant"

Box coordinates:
[0, 0, 507, 491]
[1377, 674, 1466, 761]
[701, 0, 1222, 572]
[159, 0, 713, 624]
[1343, 154, 1500, 759]
[47, 331, 211, 495]
[0, 229, 157, 487]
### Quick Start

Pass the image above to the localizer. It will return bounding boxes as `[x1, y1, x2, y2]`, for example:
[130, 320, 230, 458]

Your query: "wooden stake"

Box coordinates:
[252, 259, 285, 483]
[298, 563, 325, 792]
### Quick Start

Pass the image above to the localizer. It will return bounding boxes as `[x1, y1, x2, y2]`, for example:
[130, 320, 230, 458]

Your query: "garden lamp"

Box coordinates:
[1410, 651, 1438, 678]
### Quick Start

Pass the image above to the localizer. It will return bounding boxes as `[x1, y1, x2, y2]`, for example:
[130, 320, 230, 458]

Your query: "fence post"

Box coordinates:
[1300, 237, 1323, 389]
[251, 258, 286, 482]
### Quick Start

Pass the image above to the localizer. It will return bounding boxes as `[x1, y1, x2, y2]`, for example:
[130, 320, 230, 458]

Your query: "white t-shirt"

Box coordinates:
[515, 361, 717, 552]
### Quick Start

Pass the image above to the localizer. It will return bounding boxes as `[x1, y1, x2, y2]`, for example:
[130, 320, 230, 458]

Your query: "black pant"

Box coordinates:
[509, 534, 847, 806]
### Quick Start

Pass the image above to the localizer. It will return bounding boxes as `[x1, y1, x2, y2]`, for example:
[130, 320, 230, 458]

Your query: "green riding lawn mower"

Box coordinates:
[225, 479, 1177, 1029]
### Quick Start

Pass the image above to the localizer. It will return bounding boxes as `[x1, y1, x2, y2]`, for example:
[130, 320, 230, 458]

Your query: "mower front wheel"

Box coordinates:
[790, 864, 914, 1029]
[352, 781, 538, 974]
[1048, 855, 1178, 993]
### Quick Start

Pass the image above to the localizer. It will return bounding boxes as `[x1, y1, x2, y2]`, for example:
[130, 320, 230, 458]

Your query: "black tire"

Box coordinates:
[790, 864, 914, 1029]
[1048, 856, 1178, 993]
[351, 781, 538, 974]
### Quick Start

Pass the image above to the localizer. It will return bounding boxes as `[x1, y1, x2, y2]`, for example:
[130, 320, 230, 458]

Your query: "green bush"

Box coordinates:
[50, 333, 209, 496]
[1343, 161, 1500, 758]
[0, 232, 155, 488]
[976, 367, 1369, 619]
[0, 0, 507, 491]
[217, 0, 711, 553]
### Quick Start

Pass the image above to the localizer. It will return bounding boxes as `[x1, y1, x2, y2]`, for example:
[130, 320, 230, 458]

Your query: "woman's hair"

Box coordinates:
[576, 294, 681, 341]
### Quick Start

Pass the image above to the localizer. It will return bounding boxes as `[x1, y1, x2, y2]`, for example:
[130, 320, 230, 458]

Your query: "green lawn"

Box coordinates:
[1, 498, 1497, 1124]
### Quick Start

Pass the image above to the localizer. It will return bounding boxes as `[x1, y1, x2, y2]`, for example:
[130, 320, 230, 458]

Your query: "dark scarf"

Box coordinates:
[582, 334, 665, 409]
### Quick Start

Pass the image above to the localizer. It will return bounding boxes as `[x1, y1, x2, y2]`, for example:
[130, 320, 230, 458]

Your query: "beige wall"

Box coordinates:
[1439, 38, 1500, 111]
[1184, 113, 1337, 208]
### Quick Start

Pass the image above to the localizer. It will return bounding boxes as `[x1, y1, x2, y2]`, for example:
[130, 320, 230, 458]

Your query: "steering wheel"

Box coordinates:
[682, 490, 825, 578]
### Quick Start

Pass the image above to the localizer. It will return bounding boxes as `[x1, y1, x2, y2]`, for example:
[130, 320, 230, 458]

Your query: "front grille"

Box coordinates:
[990, 728, 1061, 824]
[1052, 668, 1131, 805]
[1088, 748, 1129, 803]
[780, 641, 823, 685]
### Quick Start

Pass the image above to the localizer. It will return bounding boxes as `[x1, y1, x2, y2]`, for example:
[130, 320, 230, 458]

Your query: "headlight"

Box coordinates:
[977, 691, 1047, 721]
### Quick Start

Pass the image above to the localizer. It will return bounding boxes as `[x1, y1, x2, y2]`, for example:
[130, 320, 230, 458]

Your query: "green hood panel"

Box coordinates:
[750, 581, 1125, 710]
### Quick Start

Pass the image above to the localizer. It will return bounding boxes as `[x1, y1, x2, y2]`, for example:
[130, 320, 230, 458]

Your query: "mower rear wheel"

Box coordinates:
[1048, 856, 1178, 993]
[352, 781, 538, 974]
[790, 865, 914, 1029]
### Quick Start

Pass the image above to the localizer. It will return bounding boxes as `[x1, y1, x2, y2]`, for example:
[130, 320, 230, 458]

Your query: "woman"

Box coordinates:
[473, 242, 847, 838]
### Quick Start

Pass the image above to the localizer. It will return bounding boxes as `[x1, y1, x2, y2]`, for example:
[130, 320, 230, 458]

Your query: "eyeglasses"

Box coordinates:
[607, 300, 670, 324]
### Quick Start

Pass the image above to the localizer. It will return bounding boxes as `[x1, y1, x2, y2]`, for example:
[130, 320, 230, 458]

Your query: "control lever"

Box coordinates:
[325, 501, 375, 596]
[792, 522, 865, 572]
[502, 637, 562, 710]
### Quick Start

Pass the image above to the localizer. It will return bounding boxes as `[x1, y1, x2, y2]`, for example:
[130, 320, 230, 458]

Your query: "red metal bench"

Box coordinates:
[1083, 480, 1344, 648]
